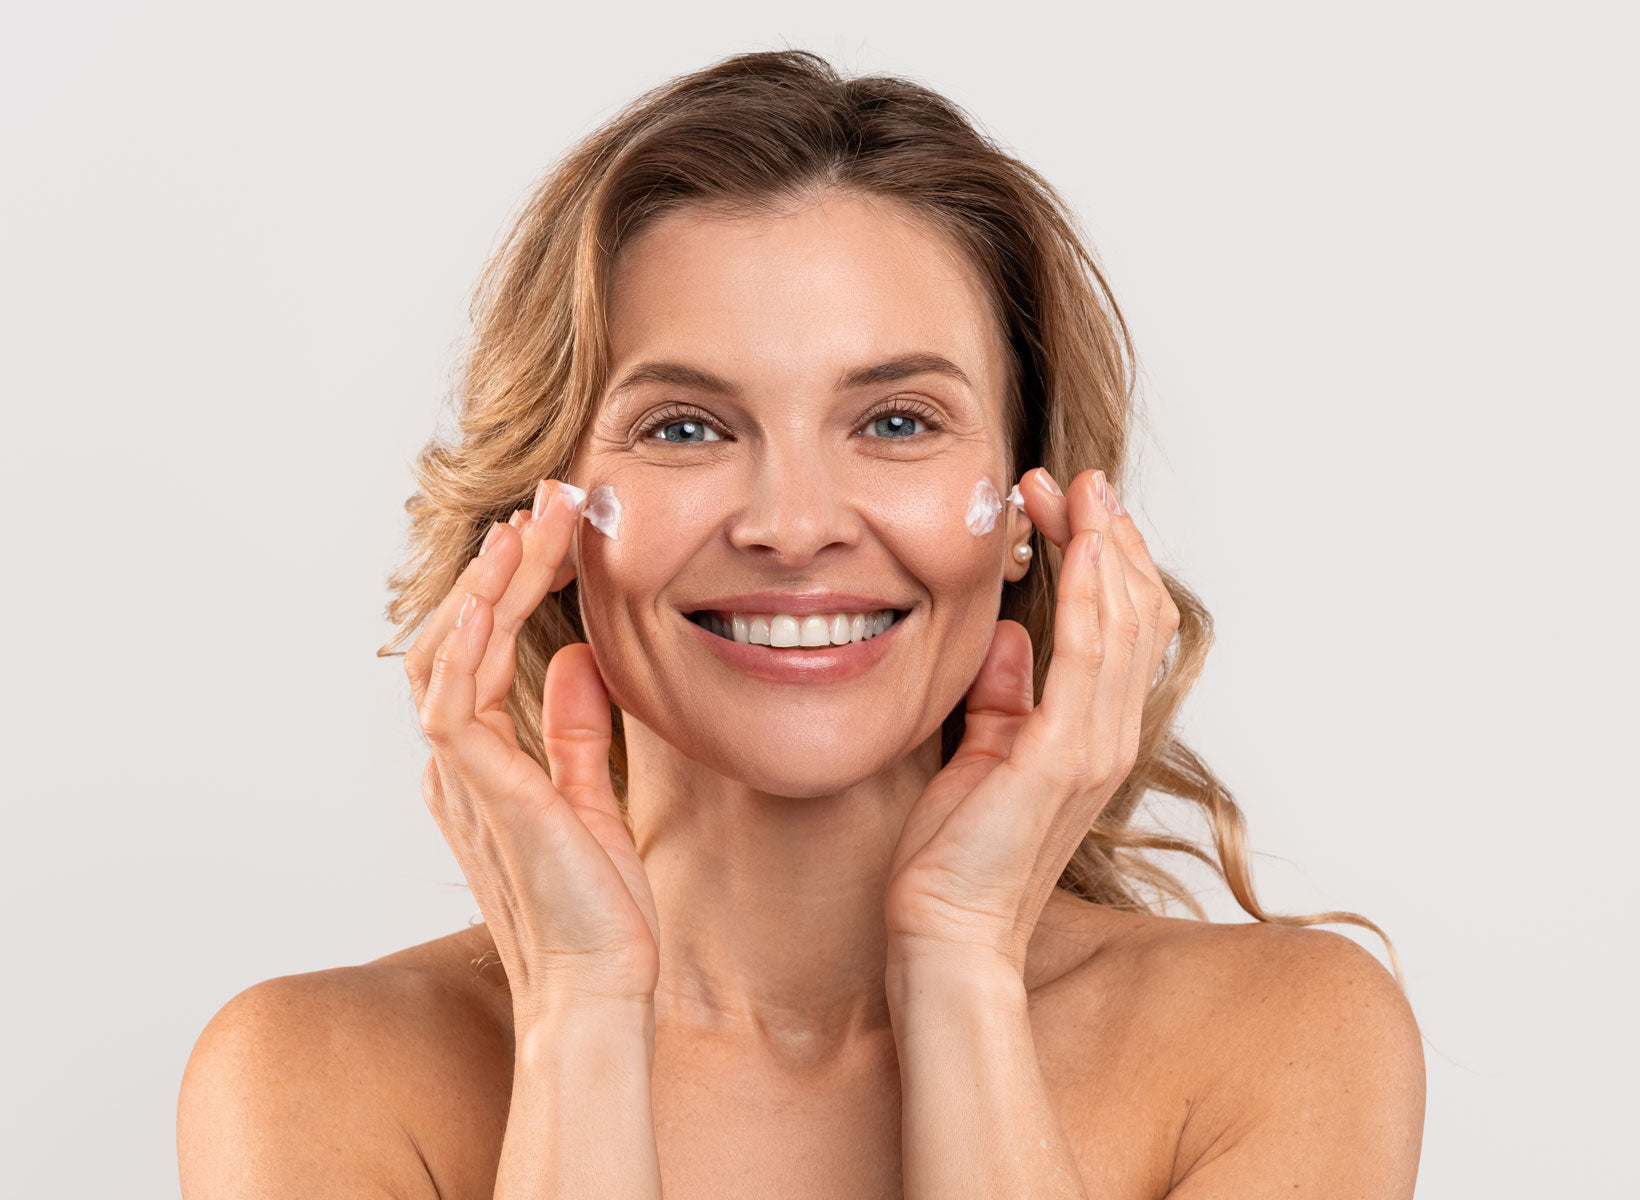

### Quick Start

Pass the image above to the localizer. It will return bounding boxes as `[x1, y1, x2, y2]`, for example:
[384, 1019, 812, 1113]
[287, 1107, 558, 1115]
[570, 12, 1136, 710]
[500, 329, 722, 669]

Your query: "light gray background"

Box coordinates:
[4, 1, 1634, 1194]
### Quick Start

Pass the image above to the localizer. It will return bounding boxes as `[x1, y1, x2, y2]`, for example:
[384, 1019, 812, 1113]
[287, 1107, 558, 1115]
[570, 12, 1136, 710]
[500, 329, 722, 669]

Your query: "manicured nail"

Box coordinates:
[479, 523, 503, 556]
[457, 593, 478, 628]
[1109, 486, 1125, 516]
[532, 477, 552, 520]
[1087, 530, 1104, 567]
[1039, 468, 1062, 496]
[1094, 471, 1108, 509]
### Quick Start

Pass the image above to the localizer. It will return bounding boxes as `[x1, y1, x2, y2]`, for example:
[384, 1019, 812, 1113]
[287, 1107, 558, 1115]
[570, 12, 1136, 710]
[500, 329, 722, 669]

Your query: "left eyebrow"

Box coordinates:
[606, 352, 973, 399]
[835, 352, 973, 393]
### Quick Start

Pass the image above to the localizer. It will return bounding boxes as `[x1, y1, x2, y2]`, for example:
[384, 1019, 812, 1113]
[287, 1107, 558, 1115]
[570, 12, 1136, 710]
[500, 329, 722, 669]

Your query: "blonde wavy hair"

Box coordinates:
[377, 49, 1406, 991]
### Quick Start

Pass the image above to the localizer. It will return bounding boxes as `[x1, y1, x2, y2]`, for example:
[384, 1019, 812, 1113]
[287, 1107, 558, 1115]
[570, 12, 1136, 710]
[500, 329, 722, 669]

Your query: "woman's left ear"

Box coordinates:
[1002, 502, 1033, 584]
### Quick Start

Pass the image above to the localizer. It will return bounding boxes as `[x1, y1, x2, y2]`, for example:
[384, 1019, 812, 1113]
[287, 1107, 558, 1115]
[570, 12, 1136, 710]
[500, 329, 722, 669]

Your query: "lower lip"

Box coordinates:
[680, 610, 908, 684]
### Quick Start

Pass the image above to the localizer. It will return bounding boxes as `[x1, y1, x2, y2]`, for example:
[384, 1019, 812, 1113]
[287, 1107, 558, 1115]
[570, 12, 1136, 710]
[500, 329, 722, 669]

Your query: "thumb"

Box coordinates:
[951, 620, 1035, 766]
[540, 642, 619, 823]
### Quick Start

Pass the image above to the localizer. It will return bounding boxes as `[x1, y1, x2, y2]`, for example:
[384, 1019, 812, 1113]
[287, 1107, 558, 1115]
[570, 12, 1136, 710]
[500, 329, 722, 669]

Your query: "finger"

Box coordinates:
[540, 642, 620, 825]
[1097, 478, 1168, 594]
[1099, 481, 1181, 678]
[1086, 476, 1169, 729]
[1067, 470, 1141, 652]
[418, 592, 529, 803]
[950, 620, 1035, 766]
[1028, 523, 1135, 791]
[1021, 467, 1071, 548]
[405, 519, 522, 709]
[473, 479, 586, 714]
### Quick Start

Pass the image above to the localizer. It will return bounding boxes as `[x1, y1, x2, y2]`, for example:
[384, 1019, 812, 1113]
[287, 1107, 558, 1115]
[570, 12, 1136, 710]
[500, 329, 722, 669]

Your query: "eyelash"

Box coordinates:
[638, 399, 942, 444]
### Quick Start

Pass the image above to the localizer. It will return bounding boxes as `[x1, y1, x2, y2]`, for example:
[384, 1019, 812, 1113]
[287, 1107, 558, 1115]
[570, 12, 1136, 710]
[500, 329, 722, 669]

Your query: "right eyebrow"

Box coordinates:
[608, 361, 741, 399]
[607, 352, 973, 400]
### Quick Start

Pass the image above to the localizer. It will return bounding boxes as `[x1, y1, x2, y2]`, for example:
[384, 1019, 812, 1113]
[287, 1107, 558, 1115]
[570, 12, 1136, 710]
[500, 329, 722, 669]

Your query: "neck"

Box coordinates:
[622, 712, 943, 1062]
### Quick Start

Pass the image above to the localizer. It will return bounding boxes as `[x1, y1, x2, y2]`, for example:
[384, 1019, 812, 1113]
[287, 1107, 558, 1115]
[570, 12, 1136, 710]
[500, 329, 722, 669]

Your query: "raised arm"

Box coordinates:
[495, 996, 661, 1199]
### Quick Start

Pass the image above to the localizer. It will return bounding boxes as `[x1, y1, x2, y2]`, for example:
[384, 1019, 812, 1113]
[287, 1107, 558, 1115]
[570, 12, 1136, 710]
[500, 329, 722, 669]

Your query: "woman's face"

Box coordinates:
[565, 190, 1032, 797]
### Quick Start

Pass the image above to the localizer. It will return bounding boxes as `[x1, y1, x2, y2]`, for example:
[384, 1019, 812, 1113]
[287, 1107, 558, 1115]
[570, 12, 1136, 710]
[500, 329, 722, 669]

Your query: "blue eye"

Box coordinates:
[639, 400, 939, 445]
[866, 412, 926, 439]
[648, 417, 723, 443]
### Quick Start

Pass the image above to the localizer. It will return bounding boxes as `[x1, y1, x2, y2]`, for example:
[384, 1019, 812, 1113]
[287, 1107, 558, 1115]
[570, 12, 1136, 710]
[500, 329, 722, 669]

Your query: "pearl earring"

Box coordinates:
[1012, 542, 1033, 564]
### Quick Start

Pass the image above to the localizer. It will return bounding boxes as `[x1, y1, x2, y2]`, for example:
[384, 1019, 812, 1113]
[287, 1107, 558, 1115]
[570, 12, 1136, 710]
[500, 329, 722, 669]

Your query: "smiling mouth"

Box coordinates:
[686, 608, 909, 648]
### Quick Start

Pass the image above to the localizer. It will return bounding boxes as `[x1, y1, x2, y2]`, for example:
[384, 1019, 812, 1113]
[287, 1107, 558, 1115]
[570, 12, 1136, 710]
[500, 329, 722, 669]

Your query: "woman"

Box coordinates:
[179, 49, 1425, 1198]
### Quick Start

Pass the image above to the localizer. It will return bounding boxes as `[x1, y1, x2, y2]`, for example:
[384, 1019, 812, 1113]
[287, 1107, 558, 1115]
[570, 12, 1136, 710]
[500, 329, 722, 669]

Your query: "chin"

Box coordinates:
[628, 703, 938, 799]
[696, 733, 912, 799]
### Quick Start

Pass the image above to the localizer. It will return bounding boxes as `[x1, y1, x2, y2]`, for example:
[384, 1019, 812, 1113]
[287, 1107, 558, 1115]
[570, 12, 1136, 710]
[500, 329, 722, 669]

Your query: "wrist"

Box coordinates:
[885, 944, 1027, 1015]
[516, 992, 656, 1060]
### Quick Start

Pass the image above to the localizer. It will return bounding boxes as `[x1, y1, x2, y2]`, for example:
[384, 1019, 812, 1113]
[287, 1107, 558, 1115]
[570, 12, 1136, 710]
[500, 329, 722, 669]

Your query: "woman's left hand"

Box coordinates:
[883, 466, 1182, 981]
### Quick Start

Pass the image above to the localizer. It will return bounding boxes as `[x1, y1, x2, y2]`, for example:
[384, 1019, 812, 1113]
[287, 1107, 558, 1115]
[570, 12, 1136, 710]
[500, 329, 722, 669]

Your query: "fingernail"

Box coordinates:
[1094, 471, 1108, 509]
[457, 592, 478, 628]
[1039, 469, 1062, 496]
[1110, 486, 1125, 516]
[1087, 530, 1104, 567]
[532, 477, 552, 520]
[478, 523, 503, 556]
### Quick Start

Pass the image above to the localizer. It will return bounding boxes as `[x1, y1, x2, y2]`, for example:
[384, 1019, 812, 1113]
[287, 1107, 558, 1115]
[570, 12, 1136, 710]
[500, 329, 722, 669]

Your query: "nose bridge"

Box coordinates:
[729, 425, 858, 560]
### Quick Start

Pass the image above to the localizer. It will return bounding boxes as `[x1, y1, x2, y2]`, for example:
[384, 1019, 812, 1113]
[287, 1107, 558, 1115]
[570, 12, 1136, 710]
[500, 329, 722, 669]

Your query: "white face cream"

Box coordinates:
[556, 481, 587, 512]
[583, 484, 622, 540]
[964, 477, 1004, 535]
[1006, 482, 1024, 510]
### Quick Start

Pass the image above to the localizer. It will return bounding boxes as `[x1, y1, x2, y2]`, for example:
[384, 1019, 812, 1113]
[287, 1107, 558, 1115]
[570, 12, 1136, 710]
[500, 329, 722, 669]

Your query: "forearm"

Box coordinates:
[493, 998, 662, 1200]
[887, 956, 1091, 1200]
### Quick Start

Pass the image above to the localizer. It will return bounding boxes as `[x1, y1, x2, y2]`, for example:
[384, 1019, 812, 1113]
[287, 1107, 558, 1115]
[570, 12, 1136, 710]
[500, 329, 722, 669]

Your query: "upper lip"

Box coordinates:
[682, 591, 913, 616]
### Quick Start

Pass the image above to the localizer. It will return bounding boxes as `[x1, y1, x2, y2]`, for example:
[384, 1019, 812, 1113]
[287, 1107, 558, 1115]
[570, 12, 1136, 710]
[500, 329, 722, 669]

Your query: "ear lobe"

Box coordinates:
[1002, 504, 1033, 583]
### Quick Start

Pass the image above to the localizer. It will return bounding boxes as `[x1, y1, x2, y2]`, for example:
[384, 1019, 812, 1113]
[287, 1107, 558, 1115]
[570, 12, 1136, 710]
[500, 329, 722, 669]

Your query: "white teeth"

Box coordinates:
[695, 608, 901, 647]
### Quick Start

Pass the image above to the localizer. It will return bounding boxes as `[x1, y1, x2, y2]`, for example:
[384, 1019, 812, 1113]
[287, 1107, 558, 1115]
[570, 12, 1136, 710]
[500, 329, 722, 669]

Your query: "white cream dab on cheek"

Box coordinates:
[964, 477, 1004, 535]
[1006, 483, 1024, 510]
[583, 484, 622, 540]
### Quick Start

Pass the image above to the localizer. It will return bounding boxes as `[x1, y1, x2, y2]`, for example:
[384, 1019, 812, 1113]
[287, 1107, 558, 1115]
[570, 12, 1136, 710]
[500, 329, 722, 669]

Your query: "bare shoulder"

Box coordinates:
[1029, 904, 1416, 1193]
[178, 930, 510, 1199]
[1052, 905, 1425, 1194]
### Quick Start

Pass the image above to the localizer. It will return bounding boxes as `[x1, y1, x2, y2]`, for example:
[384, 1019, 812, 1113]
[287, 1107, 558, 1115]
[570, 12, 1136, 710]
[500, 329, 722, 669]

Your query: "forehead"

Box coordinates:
[603, 192, 1005, 405]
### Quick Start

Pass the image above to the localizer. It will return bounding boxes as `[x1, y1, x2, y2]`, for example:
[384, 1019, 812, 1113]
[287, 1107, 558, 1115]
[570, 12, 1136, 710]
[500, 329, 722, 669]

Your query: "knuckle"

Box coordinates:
[1111, 606, 1143, 649]
[417, 693, 459, 745]
[404, 647, 427, 692]
[1059, 623, 1104, 673]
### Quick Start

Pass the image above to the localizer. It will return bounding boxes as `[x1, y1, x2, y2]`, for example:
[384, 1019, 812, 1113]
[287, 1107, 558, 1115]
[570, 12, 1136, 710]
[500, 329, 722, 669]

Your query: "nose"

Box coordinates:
[724, 443, 863, 566]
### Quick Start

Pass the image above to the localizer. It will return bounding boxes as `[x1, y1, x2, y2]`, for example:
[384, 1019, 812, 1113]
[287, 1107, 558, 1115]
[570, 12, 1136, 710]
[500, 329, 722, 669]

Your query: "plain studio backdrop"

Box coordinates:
[3, 1, 1634, 1194]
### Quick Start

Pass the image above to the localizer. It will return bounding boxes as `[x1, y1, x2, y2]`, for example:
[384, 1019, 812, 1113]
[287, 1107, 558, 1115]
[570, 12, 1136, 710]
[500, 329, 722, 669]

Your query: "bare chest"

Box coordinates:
[411, 999, 1185, 1200]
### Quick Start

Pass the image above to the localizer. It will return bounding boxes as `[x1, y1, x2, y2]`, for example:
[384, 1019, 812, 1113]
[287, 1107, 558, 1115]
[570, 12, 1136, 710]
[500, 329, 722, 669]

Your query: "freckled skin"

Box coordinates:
[563, 191, 1034, 798]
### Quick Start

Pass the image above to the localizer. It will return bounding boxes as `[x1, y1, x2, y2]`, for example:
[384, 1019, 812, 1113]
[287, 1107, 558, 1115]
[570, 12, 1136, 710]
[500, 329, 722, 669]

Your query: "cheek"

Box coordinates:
[570, 479, 714, 670]
[866, 468, 1003, 567]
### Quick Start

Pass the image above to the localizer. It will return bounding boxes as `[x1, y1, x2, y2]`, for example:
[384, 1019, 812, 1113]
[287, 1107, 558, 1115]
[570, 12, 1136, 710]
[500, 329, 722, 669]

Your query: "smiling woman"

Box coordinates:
[177, 48, 1425, 1200]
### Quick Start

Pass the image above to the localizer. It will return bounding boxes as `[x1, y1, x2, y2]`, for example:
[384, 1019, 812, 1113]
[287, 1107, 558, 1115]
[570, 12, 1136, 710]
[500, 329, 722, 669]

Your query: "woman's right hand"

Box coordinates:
[404, 478, 660, 1026]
